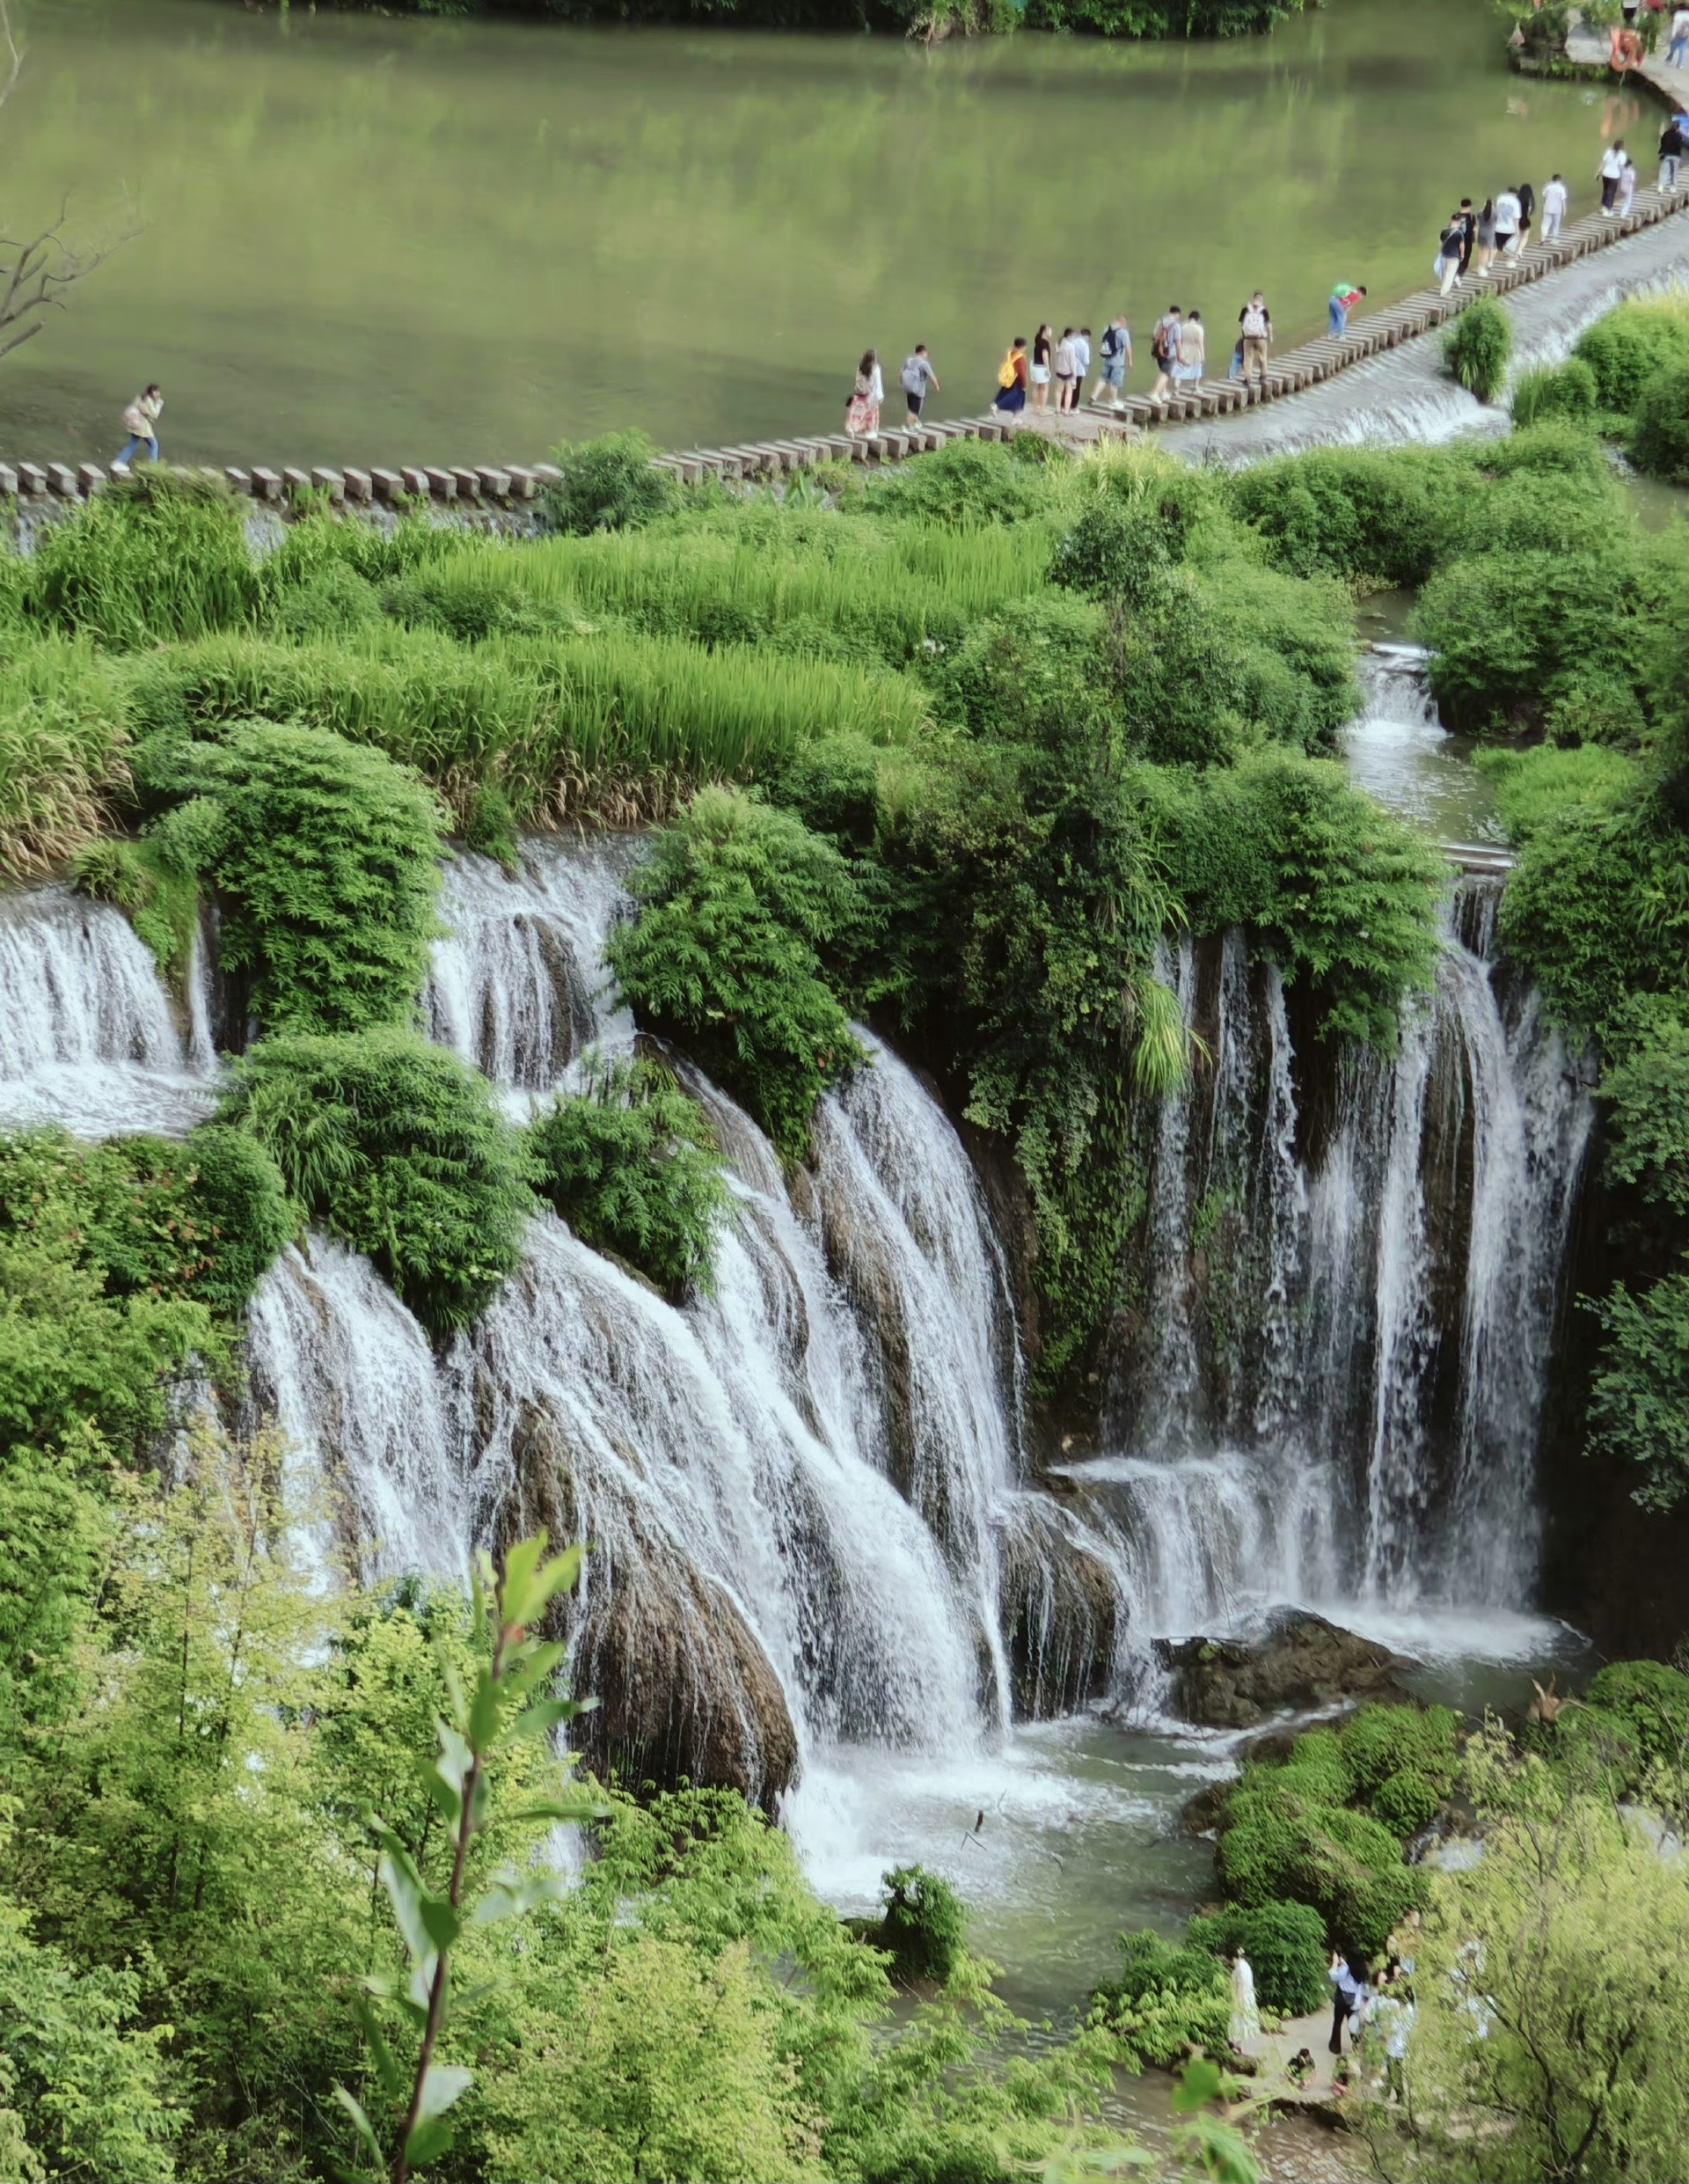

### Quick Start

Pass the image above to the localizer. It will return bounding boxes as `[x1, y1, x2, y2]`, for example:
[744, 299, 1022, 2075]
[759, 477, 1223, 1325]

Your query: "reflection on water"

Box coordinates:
[0, 0, 1609, 463]
[1343, 638, 1502, 846]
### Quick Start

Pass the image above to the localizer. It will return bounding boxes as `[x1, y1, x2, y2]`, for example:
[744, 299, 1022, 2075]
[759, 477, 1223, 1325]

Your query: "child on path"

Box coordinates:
[901, 344, 940, 423]
[115, 384, 163, 465]
[993, 337, 1029, 413]
[1327, 280, 1366, 334]
[1542, 172, 1568, 238]
[1091, 313, 1132, 407]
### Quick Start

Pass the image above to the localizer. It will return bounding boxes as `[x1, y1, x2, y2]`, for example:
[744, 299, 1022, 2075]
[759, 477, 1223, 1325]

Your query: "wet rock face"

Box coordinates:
[500, 1401, 800, 1811]
[1153, 1608, 1412, 1728]
[998, 1512, 1119, 1719]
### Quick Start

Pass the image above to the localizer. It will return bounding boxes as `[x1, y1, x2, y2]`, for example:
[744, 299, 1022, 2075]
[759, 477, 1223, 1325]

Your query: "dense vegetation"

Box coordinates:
[263, 0, 1310, 37]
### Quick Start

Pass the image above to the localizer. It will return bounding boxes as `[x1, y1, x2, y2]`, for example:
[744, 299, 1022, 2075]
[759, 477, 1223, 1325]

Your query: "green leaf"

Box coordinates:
[502, 1792, 609, 1824]
[500, 1535, 581, 1631]
[1171, 2057, 1226, 2114]
[468, 1664, 502, 1755]
[401, 2114, 456, 2172]
[331, 2085, 386, 2177]
[354, 1995, 406, 2104]
[377, 1847, 438, 1970]
[471, 1869, 567, 1924]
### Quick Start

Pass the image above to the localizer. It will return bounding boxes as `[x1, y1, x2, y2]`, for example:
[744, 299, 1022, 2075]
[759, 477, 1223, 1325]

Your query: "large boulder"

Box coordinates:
[1153, 1608, 1412, 1728]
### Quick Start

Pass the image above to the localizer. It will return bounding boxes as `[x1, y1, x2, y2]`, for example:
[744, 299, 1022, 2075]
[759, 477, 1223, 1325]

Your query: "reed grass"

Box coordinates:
[0, 637, 132, 878]
[129, 621, 931, 827]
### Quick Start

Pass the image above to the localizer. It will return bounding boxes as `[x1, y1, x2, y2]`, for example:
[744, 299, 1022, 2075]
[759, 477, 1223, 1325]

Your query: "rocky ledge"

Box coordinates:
[1154, 1608, 1414, 1729]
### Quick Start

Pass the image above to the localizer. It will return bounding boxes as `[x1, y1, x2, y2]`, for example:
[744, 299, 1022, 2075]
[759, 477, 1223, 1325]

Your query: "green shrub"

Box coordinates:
[872, 1865, 969, 1986]
[606, 788, 865, 1160]
[1276, 1726, 1356, 1806]
[26, 469, 260, 649]
[1575, 296, 1689, 413]
[219, 1031, 531, 1335]
[1339, 1704, 1459, 1798]
[528, 1058, 728, 1296]
[1049, 493, 1189, 606]
[1444, 297, 1512, 406]
[1632, 361, 1689, 481]
[161, 723, 445, 1037]
[1588, 1263, 1689, 1511]
[1186, 1900, 1330, 2017]
[863, 436, 1052, 530]
[1091, 1931, 1230, 2068]
[1370, 1767, 1444, 1838]
[0, 1125, 293, 1323]
[1415, 546, 1646, 736]
[0, 637, 130, 880]
[1602, 1003, 1689, 1215]
[538, 429, 679, 535]
[1227, 444, 1467, 586]
[71, 835, 200, 981]
[270, 561, 383, 641]
[1510, 358, 1599, 429]
[1583, 1660, 1689, 1770]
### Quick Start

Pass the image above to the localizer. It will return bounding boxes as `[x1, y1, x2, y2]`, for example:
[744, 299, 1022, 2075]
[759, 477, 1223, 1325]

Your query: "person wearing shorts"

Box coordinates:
[901, 344, 940, 422]
[1092, 313, 1132, 407]
[1030, 323, 1053, 409]
[1174, 309, 1205, 385]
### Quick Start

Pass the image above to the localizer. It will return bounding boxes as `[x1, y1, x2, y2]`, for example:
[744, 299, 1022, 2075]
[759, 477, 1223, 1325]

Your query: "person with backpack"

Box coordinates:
[1149, 304, 1181, 400]
[901, 344, 940, 424]
[114, 384, 163, 466]
[1237, 291, 1272, 388]
[993, 336, 1029, 414]
[1327, 281, 1366, 335]
[1436, 211, 1464, 294]
[1090, 313, 1132, 408]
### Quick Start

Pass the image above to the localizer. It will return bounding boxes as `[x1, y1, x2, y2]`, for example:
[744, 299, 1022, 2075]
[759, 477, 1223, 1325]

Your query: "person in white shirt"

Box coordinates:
[1067, 326, 1091, 413]
[1670, 4, 1689, 67]
[1541, 172, 1568, 238]
[1494, 186, 1522, 256]
[1619, 154, 1638, 214]
[1599, 139, 1627, 213]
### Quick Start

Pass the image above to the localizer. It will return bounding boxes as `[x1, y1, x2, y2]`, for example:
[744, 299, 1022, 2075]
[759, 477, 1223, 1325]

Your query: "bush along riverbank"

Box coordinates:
[4, 414, 1689, 2176]
[238, 0, 1311, 37]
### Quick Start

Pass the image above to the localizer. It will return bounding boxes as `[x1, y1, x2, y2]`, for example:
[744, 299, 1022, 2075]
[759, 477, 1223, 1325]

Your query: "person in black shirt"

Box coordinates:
[1455, 197, 1477, 275]
[1517, 179, 1536, 249]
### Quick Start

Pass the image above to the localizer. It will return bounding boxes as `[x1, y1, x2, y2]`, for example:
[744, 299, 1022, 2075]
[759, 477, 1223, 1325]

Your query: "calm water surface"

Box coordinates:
[0, 0, 1634, 463]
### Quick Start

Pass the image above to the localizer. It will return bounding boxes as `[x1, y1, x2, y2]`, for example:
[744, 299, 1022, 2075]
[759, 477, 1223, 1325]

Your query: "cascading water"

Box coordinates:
[1072, 879, 1595, 1643]
[0, 883, 217, 1137]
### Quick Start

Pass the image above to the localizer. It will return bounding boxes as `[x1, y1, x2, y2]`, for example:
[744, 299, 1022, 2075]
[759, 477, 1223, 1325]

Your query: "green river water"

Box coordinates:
[0, 0, 1646, 465]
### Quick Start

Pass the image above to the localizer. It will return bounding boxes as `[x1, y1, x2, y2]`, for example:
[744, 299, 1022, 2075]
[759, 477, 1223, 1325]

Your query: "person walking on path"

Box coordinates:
[1494, 184, 1521, 258]
[115, 384, 163, 466]
[1030, 324, 1054, 412]
[1542, 172, 1568, 238]
[1620, 150, 1638, 215]
[1662, 118, 1685, 192]
[1229, 1951, 1261, 2049]
[1517, 178, 1536, 249]
[1238, 291, 1272, 388]
[901, 344, 940, 424]
[1671, 3, 1689, 66]
[1174, 308, 1206, 389]
[845, 348, 882, 438]
[1600, 139, 1627, 213]
[1053, 326, 1078, 413]
[1327, 280, 1366, 335]
[1437, 212, 1465, 294]
[1328, 1951, 1363, 2056]
[1068, 326, 1092, 412]
[1474, 196, 1497, 275]
[1091, 312, 1132, 408]
[993, 337, 1029, 414]
[1455, 196, 1478, 275]
[1149, 304, 1182, 400]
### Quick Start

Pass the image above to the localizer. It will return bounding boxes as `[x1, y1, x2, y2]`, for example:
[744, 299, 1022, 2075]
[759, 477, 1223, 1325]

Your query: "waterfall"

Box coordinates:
[1075, 882, 1594, 1638]
[0, 883, 217, 1138]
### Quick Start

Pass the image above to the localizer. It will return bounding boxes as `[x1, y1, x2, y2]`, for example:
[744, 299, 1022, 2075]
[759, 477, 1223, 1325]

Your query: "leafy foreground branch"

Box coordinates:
[335, 1535, 604, 2184]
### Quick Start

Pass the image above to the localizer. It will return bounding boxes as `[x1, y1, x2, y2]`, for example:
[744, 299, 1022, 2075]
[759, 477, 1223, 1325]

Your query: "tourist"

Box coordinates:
[1287, 2048, 1316, 2089]
[993, 336, 1029, 414]
[1053, 326, 1078, 413]
[1091, 312, 1132, 407]
[1238, 290, 1272, 387]
[1475, 196, 1497, 275]
[114, 383, 163, 466]
[1149, 304, 1182, 400]
[901, 343, 940, 424]
[1174, 307, 1206, 389]
[1671, 3, 1689, 65]
[1069, 326, 1092, 412]
[1456, 195, 1478, 275]
[1229, 1949, 1261, 2048]
[1599, 138, 1627, 213]
[1620, 150, 1638, 214]
[845, 349, 882, 438]
[1437, 211, 1465, 295]
[1327, 1949, 1363, 2056]
[1517, 178, 1536, 247]
[1542, 171, 1568, 238]
[1662, 117, 1685, 191]
[1368, 1963, 1415, 2103]
[1030, 323, 1054, 412]
[1327, 280, 1366, 335]
[1494, 183, 1522, 258]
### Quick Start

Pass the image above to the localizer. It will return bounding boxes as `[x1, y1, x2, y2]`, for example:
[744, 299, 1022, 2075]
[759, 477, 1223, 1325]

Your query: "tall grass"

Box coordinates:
[402, 520, 1051, 663]
[129, 623, 931, 827]
[26, 472, 262, 649]
[0, 638, 131, 877]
